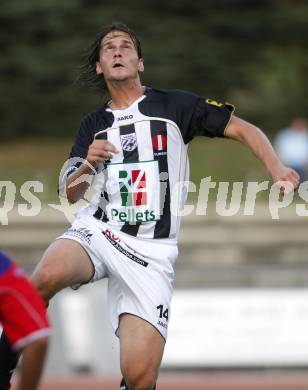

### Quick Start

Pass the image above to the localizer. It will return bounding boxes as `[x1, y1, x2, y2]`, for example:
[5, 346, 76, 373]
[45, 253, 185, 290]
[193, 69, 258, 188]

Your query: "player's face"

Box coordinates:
[96, 31, 144, 83]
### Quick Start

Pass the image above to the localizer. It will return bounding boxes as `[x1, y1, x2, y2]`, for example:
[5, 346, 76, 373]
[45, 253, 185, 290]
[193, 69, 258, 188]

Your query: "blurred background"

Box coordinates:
[1, 0, 308, 389]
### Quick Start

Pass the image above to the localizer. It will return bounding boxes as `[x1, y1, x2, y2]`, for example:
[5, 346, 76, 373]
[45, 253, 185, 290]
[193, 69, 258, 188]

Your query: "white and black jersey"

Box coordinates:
[67, 87, 234, 242]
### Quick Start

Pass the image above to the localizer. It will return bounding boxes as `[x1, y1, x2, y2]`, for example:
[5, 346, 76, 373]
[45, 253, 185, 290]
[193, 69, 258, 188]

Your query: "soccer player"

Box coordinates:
[0, 22, 299, 390]
[0, 251, 50, 390]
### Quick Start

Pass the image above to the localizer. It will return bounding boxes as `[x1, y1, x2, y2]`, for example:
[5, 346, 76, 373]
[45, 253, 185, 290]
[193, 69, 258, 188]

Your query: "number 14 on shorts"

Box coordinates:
[157, 304, 169, 321]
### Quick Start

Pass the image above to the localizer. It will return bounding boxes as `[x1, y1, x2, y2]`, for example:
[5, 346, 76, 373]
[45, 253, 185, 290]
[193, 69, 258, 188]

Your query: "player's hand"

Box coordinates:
[270, 164, 300, 194]
[86, 139, 118, 166]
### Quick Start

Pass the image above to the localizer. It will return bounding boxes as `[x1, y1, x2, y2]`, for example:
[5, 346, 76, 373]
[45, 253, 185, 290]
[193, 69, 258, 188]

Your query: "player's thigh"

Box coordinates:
[31, 238, 94, 300]
[119, 313, 165, 382]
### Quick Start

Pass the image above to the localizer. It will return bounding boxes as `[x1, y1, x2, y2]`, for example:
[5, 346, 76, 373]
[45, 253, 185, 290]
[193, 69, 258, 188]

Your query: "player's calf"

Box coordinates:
[119, 315, 163, 390]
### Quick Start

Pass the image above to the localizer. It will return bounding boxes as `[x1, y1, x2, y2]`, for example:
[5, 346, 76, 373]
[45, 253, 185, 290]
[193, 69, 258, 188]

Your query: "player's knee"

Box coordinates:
[123, 368, 156, 390]
[31, 268, 59, 303]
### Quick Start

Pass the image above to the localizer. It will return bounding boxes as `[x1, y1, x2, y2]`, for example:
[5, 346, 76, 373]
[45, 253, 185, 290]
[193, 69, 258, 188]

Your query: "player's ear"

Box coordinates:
[96, 62, 103, 75]
[138, 58, 144, 73]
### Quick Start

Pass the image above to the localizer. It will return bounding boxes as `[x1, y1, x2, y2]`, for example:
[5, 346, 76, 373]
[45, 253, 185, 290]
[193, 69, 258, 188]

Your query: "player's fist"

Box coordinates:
[270, 164, 300, 194]
[86, 139, 118, 166]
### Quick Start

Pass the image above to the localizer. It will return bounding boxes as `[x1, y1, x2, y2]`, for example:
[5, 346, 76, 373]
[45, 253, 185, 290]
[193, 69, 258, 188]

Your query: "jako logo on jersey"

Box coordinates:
[120, 133, 137, 152]
[117, 114, 133, 121]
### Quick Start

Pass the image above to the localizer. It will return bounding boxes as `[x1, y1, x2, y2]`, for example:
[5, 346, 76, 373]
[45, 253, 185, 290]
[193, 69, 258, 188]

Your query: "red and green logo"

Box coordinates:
[152, 133, 167, 151]
[119, 169, 147, 206]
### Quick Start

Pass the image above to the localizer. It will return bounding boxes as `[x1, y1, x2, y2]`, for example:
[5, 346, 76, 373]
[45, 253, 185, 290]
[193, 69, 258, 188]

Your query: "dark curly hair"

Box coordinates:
[79, 22, 142, 93]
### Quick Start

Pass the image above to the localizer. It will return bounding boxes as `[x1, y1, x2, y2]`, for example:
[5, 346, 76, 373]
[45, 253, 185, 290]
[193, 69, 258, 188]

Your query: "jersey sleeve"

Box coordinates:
[191, 98, 234, 140]
[66, 114, 95, 176]
[57, 115, 95, 197]
[174, 90, 234, 144]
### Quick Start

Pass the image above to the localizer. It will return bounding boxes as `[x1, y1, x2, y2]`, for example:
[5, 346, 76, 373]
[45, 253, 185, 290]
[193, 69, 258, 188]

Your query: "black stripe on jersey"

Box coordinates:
[93, 191, 109, 222]
[93, 131, 110, 223]
[150, 120, 171, 238]
[119, 123, 141, 236]
[121, 221, 142, 236]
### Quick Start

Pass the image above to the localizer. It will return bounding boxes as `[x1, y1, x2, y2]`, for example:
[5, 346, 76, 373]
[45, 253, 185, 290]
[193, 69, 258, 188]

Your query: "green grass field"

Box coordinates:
[1, 137, 271, 203]
[0, 139, 71, 202]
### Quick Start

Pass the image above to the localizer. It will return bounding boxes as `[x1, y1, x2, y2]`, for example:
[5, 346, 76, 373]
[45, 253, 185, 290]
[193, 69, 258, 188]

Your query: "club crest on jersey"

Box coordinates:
[152, 133, 167, 156]
[120, 133, 137, 152]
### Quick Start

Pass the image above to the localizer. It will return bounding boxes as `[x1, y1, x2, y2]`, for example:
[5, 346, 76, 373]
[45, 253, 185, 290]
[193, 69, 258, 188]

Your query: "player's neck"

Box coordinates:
[107, 80, 145, 110]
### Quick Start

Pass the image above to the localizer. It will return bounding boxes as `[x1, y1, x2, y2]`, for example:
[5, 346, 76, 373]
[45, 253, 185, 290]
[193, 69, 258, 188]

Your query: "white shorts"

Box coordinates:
[57, 214, 178, 340]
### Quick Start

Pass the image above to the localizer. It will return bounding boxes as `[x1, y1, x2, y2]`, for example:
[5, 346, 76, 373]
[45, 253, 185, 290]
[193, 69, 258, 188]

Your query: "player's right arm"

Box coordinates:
[66, 138, 118, 204]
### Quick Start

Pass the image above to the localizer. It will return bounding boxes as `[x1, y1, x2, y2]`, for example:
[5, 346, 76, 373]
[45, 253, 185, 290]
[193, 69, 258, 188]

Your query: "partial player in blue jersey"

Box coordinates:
[0, 251, 50, 390]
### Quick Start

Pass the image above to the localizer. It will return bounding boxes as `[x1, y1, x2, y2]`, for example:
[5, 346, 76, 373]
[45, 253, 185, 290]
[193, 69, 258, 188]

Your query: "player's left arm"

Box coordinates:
[224, 115, 300, 192]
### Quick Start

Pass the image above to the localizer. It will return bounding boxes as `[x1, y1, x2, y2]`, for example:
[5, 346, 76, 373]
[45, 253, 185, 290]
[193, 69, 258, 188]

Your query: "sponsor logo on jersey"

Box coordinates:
[102, 228, 149, 267]
[65, 227, 93, 244]
[152, 133, 167, 157]
[119, 169, 147, 206]
[107, 161, 160, 224]
[206, 98, 223, 107]
[120, 132, 137, 152]
[104, 228, 120, 242]
[117, 114, 133, 121]
[110, 169, 157, 223]
[111, 208, 156, 223]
